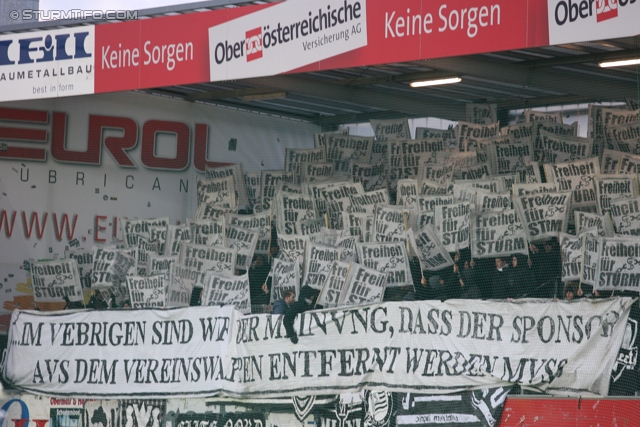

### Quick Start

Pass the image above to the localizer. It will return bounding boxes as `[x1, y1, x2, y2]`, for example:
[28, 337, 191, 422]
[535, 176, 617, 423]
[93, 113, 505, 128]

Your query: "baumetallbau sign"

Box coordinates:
[0, 28, 95, 102]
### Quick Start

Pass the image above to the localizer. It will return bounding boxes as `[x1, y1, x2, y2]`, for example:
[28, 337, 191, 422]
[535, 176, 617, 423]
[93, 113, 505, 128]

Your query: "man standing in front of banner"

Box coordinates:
[284, 285, 320, 344]
[492, 257, 512, 299]
[273, 290, 295, 315]
[529, 239, 562, 298]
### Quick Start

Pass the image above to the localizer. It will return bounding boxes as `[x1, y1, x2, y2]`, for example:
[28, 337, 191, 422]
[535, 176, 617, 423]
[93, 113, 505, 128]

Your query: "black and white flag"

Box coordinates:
[397, 179, 419, 207]
[466, 103, 497, 124]
[195, 203, 233, 220]
[91, 246, 136, 289]
[317, 260, 351, 308]
[371, 117, 411, 140]
[435, 202, 471, 252]
[574, 211, 615, 237]
[595, 237, 640, 292]
[513, 191, 571, 242]
[31, 258, 83, 303]
[197, 175, 236, 208]
[302, 242, 342, 290]
[352, 160, 387, 191]
[284, 147, 326, 182]
[524, 109, 564, 123]
[471, 209, 528, 259]
[511, 182, 558, 196]
[278, 234, 309, 265]
[542, 150, 599, 212]
[339, 262, 386, 307]
[126, 274, 166, 308]
[269, 257, 300, 304]
[179, 243, 236, 277]
[164, 224, 190, 256]
[167, 263, 198, 307]
[326, 135, 374, 175]
[188, 218, 224, 247]
[581, 230, 600, 286]
[594, 175, 637, 215]
[147, 254, 177, 276]
[357, 241, 412, 287]
[537, 130, 593, 164]
[609, 196, 640, 235]
[225, 224, 259, 270]
[205, 163, 248, 208]
[226, 211, 272, 255]
[559, 232, 582, 282]
[201, 272, 251, 314]
[375, 204, 407, 242]
[244, 171, 261, 211]
[302, 161, 334, 182]
[396, 387, 511, 427]
[408, 226, 454, 271]
[456, 121, 500, 152]
[260, 170, 295, 213]
[349, 189, 390, 217]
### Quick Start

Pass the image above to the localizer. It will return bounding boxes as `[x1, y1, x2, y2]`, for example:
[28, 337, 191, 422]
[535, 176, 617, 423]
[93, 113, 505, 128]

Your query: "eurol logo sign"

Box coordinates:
[208, 0, 367, 82]
[548, 0, 640, 45]
[0, 27, 95, 102]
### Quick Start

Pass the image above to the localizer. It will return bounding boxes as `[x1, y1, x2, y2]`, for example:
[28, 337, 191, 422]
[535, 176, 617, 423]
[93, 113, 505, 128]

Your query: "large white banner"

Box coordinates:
[4, 298, 633, 398]
[208, 0, 367, 81]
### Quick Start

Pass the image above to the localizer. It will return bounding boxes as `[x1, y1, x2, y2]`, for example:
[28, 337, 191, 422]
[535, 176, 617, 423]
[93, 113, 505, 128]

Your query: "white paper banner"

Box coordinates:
[5, 298, 633, 397]
[31, 258, 83, 303]
[201, 272, 251, 314]
[408, 226, 454, 272]
[356, 241, 411, 287]
[471, 209, 528, 259]
[513, 192, 571, 242]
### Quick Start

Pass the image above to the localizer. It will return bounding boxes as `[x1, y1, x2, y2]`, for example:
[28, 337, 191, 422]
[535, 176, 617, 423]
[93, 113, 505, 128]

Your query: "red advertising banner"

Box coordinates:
[3, 0, 638, 101]
[94, 3, 274, 93]
[307, 0, 546, 73]
[93, 0, 551, 94]
[500, 397, 640, 426]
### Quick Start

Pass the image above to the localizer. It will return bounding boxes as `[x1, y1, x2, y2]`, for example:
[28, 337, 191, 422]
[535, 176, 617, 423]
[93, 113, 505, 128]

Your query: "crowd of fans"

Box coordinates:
[246, 236, 567, 309]
[75, 232, 622, 312]
[52, 226, 640, 397]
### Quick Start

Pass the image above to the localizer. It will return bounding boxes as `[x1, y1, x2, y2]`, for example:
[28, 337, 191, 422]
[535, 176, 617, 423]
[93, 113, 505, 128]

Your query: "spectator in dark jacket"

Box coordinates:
[283, 286, 320, 344]
[509, 254, 536, 298]
[529, 239, 562, 298]
[562, 282, 580, 301]
[457, 260, 482, 299]
[273, 290, 296, 315]
[492, 257, 513, 299]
